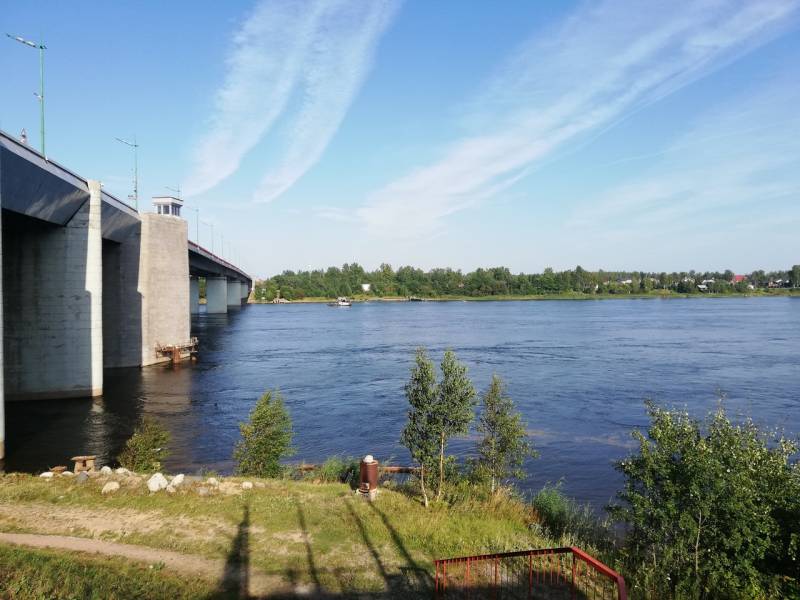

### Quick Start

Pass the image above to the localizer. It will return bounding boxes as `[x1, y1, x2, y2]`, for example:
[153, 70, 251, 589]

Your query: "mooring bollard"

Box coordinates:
[357, 454, 379, 501]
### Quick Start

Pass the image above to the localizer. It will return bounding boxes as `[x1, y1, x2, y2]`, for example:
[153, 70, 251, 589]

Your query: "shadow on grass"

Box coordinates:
[207, 502, 250, 599]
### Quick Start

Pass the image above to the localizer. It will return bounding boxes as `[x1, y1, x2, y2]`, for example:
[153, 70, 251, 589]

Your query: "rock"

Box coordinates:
[254, 481, 266, 489]
[101, 481, 120, 495]
[147, 473, 169, 492]
[241, 481, 253, 490]
[39, 472, 54, 479]
[100, 466, 113, 475]
[76, 471, 89, 484]
[61, 471, 74, 477]
[166, 485, 176, 494]
[206, 477, 219, 486]
[196, 486, 210, 497]
[115, 468, 130, 476]
[125, 476, 143, 488]
[170, 474, 185, 488]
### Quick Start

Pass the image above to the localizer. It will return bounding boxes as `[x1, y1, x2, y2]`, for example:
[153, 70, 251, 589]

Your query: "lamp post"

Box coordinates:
[115, 136, 139, 210]
[201, 220, 214, 253]
[6, 33, 47, 156]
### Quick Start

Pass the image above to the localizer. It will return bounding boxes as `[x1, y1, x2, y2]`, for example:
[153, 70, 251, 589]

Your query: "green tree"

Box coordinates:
[399, 348, 439, 507]
[609, 400, 800, 598]
[791, 264, 800, 288]
[400, 348, 477, 504]
[118, 416, 170, 473]
[234, 390, 295, 478]
[473, 375, 537, 494]
[434, 350, 477, 500]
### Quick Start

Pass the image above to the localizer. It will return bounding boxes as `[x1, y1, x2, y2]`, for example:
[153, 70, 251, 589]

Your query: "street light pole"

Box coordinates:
[6, 33, 47, 155]
[115, 136, 139, 210]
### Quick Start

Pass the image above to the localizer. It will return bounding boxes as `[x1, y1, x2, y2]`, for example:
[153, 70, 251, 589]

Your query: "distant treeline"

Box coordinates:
[253, 264, 800, 301]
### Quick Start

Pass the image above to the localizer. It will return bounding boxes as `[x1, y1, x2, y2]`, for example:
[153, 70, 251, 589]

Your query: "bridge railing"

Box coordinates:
[434, 546, 627, 600]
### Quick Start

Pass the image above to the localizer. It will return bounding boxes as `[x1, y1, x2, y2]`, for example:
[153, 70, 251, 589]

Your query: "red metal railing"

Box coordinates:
[434, 547, 626, 600]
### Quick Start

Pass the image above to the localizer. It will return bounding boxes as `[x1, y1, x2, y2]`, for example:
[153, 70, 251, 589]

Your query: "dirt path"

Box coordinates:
[0, 532, 287, 597]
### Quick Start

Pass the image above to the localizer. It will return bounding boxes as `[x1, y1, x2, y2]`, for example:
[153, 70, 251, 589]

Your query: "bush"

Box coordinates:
[531, 483, 613, 553]
[609, 400, 800, 598]
[313, 456, 360, 485]
[117, 416, 170, 473]
[234, 390, 295, 478]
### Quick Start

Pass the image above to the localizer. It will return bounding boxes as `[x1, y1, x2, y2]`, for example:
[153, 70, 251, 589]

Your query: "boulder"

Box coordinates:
[39, 472, 54, 479]
[147, 473, 169, 492]
[61, 471, 74, 477]
[206, 477, 219, 486]
[100, 466, 113, 475]
[196, 487, 210, 497]
[166, 485, 176, 494]
[101, 481, 120, 495]
[76, 471, 89, 484]
[254, 481, 266, 489]
[170, 474, 185, 488]
[115, 468, 130, 476]
[241, 481, 253, 490]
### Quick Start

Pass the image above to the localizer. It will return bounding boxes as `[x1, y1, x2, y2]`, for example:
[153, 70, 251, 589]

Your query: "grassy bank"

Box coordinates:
[0, 472, 562, 598]
[252, 288, 800, 304]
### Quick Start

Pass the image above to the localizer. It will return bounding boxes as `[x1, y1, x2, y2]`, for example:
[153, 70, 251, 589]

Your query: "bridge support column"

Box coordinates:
[206, 277, 228, 314]
[0, 205, 4, 460]
[190, 277, 200, 315]
[240, 282, 249, 304]
[227, 280, 241, 308]
[2, 180, 103, 400]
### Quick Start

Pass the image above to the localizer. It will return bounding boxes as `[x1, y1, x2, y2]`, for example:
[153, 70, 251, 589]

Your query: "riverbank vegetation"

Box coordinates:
[252, 263, 800, 301]
[2, 349, 798, 598]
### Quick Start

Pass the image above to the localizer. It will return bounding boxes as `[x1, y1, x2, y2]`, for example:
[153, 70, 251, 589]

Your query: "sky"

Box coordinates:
[1, 0, 799, 278]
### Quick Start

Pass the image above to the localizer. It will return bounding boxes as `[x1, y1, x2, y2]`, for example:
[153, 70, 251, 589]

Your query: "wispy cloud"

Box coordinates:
[357, 0, 799, 238]
[183, 0, 399, 199]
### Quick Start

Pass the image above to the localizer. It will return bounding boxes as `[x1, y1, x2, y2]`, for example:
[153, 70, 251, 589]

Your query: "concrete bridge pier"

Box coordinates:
[190, 277, 200, 315]
[3, 180, 104, 402]
[227, 280, 241, 308]
[206, 277, 228, 314]
[240, 282, 249, 304]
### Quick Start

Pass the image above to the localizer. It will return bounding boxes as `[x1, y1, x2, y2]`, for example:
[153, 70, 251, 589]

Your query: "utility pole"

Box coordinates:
[6, 33, 47, 156]
[115, 136, 139, 210]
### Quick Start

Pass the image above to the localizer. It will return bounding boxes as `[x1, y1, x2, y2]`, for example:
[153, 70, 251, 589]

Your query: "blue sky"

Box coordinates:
[1, 1, 798, 277]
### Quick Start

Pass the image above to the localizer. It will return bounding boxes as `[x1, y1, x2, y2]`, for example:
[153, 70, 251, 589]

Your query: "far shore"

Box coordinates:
[251, 289, 800, 304]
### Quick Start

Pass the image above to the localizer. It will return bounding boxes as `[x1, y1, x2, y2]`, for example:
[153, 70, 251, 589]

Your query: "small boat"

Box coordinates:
[329, 296, 352, 307]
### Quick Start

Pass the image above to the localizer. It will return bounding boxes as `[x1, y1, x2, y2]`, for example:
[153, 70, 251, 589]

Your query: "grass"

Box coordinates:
[0, 473, 557, 597]
[0, 544, 214, 600]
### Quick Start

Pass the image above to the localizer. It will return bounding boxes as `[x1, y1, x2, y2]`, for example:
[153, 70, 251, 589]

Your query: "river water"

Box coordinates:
[5, 297, 799, 509]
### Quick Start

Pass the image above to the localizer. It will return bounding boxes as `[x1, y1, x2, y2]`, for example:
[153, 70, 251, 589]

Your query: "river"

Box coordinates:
[5, 297, 799, 509]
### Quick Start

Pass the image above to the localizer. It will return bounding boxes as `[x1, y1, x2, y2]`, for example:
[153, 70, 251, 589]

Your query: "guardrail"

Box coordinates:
[434, 546, 626, 600]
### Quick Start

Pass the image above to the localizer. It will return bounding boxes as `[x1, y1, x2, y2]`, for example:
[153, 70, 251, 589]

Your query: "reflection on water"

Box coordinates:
[4, 298, 800, 508]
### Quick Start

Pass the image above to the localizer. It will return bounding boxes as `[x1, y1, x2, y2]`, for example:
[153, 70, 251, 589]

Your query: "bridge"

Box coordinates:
[0, 130, 252, 459]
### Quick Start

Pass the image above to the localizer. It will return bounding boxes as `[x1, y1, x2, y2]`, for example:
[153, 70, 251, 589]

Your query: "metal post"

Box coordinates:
[572, 554, 577, 600]
[38, 41, 45, 155]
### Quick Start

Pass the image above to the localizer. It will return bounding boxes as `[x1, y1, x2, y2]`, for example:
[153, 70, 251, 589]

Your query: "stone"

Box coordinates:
[147, 473, 169, 492]
[61, 471, 74, 477]
[206, 477, 219, 486]
[170, 474, 185, 488]
[76, 471, 89, 484]
[39, 472, 54, 479]
[100, 466, 113, 475]
[254, 481, 266, 489]
[166, 485, 176, 494]
[101, 481, 120, 495]
[196, 487, 210, 497]
[115, 468, 130, 476]
[241, 481, 253, 490]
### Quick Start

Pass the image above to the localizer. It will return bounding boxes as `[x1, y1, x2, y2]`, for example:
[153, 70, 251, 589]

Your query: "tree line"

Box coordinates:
[253, 263, 800, 300]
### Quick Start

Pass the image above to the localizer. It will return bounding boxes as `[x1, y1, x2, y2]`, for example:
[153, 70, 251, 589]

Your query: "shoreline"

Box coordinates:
[252, 289, 800, 304]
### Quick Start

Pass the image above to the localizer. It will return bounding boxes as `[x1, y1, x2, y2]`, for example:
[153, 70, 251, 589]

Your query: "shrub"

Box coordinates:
[117, 416, 170, 473]
[609, 400, 800, 598]
[313, 456, 360, 485]
[234, 390, 295, 478]
[531, 483, 613, 553]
